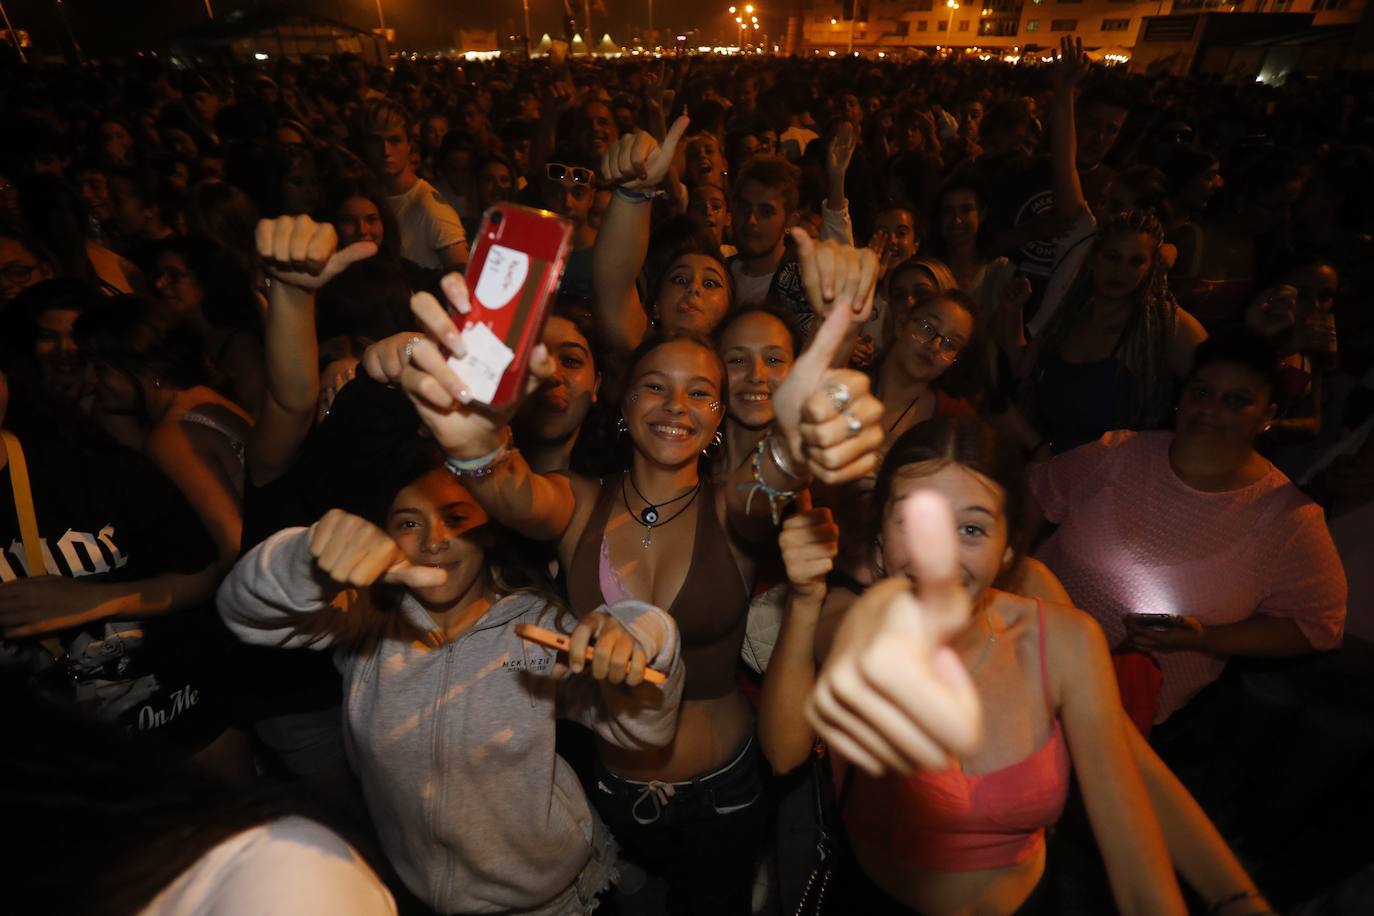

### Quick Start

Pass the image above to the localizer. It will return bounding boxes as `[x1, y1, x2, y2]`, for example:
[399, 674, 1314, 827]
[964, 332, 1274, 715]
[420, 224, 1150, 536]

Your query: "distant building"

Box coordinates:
[171, 9, 389, 67]
[799, 0, 1366, 58]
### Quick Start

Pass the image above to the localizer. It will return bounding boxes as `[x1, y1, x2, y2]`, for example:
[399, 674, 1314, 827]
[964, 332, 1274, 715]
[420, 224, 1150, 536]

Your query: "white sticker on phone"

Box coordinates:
[473, 244, 529, 311]
[447, 322, 515, 405]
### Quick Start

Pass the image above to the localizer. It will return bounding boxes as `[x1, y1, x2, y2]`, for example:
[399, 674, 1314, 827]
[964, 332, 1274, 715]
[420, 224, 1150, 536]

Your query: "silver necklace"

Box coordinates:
[966, 608, 999, 676]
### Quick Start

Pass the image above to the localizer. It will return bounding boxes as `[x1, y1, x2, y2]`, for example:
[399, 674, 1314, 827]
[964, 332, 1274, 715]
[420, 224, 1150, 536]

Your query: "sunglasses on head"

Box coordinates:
[546, 162, 597, 186]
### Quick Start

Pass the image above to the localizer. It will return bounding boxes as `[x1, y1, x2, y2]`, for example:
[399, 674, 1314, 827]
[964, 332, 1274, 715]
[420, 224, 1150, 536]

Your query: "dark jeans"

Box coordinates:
[591, 735, 769, 916]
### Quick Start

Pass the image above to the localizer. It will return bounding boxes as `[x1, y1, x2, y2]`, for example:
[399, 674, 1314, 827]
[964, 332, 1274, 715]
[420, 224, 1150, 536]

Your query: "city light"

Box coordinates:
[729, 4, 736, 10]
[830, 17, 838, 23]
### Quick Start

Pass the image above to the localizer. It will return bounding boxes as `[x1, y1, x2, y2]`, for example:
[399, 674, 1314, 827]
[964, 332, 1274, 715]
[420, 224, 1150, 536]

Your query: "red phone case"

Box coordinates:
[453, 203, 573, 410]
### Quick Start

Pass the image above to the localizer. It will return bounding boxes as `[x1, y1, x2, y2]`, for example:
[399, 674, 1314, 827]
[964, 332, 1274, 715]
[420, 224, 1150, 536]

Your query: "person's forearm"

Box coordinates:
[1051, 90, 1087, 222]
[105, 564, 221, 621]
[759, 591, 825, 774]
[591, 193, 652, 354]
[455, 443, 575, 543]
[643, 100, 667, 143]
[250, 280, 318, 485]
[1128, 728, 1268, 911]
[724, 431, 809, 544]
[1202, 614, 1317, 658]
[825, 168, 847, 216]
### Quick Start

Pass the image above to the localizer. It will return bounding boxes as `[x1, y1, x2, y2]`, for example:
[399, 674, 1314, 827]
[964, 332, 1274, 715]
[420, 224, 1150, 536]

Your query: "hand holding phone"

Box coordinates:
[1126, 612, 1184, 633]
[515, 623, 667, 686]
[447, 203, 573, 410]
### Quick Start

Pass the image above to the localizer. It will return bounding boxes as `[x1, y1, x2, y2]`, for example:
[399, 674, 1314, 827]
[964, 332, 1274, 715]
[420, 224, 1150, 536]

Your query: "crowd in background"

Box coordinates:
[1, 35, 1373, 916]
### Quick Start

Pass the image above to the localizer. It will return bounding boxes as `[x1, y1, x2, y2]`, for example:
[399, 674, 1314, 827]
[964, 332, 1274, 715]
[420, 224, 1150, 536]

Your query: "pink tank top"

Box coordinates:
[843, 598, 1071, 871]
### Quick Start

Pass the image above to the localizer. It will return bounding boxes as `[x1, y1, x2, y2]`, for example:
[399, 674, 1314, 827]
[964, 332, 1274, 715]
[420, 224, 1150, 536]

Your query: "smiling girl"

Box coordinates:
[761, 417, 1271, 915]
[399, 225, 887, 912]
[218, 439, 685, 915]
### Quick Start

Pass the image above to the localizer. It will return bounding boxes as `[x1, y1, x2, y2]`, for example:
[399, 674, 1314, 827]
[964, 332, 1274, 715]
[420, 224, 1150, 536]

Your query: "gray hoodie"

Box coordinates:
[217, 527, 684, 915]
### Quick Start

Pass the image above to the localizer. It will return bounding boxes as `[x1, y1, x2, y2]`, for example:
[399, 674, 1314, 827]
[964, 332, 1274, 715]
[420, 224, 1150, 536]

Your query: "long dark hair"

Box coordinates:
[618, 329, 727, 469]
[870, 416, 1032, 568]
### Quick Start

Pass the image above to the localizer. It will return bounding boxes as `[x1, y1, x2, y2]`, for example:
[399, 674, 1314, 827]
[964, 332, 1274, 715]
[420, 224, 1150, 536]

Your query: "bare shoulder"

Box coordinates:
[1039, 600, 1118, 706]
[1004, 556, 1072, 606]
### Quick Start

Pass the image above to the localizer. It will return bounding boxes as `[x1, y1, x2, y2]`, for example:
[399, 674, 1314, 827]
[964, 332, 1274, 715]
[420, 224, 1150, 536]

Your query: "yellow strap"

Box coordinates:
[1, 431, 46, 578]
[1, 430, 65, 658]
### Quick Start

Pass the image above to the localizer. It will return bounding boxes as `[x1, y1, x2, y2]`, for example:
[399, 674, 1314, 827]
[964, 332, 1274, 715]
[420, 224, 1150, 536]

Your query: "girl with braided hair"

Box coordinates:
[1002, 39, 1207, 454]
[1022, 208, 1205, 453]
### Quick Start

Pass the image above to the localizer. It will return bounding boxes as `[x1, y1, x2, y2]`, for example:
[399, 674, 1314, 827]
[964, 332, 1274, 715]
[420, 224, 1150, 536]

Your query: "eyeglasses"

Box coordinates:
[1, 262, 40, 285]
[546, 162, 597, 186]
[909, 315, 961, 362]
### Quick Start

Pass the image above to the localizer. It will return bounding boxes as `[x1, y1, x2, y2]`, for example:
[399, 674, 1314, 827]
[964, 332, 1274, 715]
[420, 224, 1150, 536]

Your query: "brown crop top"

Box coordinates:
[567, 473, 751, 700]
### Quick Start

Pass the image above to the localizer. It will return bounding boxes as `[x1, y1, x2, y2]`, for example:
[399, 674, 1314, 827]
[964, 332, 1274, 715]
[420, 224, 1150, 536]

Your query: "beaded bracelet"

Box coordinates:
[445, 431, 516, 479]
[737, 437, 799, 526]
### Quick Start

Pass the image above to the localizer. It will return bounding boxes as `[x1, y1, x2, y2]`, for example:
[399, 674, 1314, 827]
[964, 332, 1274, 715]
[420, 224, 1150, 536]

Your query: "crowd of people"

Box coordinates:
[2, 32, 1372, 916]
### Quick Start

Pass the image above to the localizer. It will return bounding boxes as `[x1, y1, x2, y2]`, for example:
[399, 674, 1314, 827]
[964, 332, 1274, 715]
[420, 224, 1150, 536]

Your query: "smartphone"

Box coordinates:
[448, 203, 573, 410]
[1127, 613, 1182, 632]
[514, 623, 667, 685]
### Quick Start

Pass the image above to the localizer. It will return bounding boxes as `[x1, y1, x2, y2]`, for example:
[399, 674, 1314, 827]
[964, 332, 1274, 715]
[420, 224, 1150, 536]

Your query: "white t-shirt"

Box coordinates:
[730, 260, 775, 308]
[141, 817, 396, 916]
[386, 177, 467, 270]
[1027, 210, 1098, 339]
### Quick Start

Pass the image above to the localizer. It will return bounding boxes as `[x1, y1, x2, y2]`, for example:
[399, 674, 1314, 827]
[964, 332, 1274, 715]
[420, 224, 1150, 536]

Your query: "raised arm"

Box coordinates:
[1051, 36, 1092, 226]
[591, 116, 690, 356]
[722, 231, 884, 542]
[806, 493, 983, 776]
[248, 216, 377, 486]
[400, 276, 579, 545]
[758, 499, 838, 774]
[822, 123, 856, 245]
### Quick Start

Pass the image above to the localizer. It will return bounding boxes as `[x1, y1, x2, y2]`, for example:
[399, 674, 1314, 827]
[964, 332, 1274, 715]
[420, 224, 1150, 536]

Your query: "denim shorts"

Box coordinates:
[591, 734, 769, 916]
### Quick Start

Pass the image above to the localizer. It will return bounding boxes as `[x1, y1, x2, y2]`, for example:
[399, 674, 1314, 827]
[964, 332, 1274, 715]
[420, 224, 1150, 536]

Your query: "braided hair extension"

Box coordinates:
[1025, 209, 1178, 431]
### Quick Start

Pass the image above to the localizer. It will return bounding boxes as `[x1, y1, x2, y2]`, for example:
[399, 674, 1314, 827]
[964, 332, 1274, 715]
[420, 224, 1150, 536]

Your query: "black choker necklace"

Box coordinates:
[622, 475, 701, 547]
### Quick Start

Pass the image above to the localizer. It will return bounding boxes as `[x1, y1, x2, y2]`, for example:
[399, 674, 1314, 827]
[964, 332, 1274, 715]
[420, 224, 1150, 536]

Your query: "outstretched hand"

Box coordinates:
[308, 509, 448, 591]
[770, 287, 885, 485]
[806, 491, 983, 776]
[400, 273, 558, 460]
[791, 227, 878, 326]
[255, 215, 376, 291]
[1054, 35, 1091, 90]
[601, 115, 690, 191]
[826, 121, 857, 180]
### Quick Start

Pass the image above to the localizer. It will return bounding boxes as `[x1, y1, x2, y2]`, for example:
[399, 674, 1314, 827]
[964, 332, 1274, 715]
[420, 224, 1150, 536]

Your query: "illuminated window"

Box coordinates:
[1026, 18, 1039, 29]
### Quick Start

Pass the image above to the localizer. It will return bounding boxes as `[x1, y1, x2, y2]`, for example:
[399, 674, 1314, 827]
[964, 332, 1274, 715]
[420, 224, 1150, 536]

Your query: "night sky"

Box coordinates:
[3, 0, 775, 58]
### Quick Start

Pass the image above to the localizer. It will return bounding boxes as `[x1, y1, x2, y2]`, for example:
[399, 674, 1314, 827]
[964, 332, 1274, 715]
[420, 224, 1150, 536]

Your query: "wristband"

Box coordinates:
[767, 432, 805, 482]
[445, 430, 516, 478]
[614, 186, 665, 204]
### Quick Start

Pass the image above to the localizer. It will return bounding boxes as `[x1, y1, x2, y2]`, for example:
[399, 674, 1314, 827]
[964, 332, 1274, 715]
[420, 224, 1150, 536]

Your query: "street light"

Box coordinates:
[945, 0, 960, 42]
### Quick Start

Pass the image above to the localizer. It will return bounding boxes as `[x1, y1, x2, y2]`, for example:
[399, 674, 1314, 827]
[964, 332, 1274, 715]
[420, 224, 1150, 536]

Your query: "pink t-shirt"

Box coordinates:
[1031, 430, 1346, 722]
